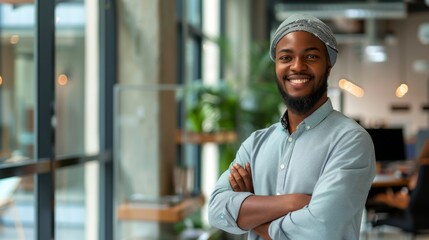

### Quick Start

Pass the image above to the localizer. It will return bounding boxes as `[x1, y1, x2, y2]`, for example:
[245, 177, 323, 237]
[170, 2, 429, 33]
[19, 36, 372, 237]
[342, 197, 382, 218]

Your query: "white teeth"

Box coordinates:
[289, 79, 309, 84]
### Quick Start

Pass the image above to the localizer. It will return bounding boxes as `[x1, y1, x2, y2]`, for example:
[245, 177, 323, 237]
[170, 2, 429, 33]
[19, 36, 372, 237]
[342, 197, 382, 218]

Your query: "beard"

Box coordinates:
[277, 71, 329, 115]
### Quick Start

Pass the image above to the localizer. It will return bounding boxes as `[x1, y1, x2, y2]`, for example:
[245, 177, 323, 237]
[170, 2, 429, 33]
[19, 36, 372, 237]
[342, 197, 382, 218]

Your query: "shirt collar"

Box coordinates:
[280, 99, 334, 131]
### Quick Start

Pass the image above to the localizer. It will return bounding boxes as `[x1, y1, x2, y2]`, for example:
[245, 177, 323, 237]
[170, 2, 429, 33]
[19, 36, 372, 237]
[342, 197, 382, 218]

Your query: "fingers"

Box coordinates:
[229, 163, 253, 192]
[229, 174, 240, 191]
[245, 162, 252, 178]
[244, 162, 254, 193]
[230, 164, 247, 191]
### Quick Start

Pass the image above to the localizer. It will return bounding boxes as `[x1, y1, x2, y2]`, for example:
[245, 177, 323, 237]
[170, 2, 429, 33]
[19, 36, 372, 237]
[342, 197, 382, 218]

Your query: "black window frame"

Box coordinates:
[0, 0, 116, 239]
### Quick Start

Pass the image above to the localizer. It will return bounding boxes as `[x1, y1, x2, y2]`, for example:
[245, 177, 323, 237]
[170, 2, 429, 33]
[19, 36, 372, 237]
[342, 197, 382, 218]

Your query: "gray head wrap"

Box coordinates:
[270, 14, 338, 66]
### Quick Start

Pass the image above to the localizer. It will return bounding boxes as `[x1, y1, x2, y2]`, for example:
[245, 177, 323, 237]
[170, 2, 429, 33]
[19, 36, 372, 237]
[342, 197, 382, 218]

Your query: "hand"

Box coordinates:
[253, 222, 272, 240]
[229, 162, 254, 193]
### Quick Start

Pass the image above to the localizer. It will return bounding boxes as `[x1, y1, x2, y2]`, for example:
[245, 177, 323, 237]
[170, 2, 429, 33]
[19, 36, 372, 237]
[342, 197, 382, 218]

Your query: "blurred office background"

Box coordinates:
[0, 0, 429, 239]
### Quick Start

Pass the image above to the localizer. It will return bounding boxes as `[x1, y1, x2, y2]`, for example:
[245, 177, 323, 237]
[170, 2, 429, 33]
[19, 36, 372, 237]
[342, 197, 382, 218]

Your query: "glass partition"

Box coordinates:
[114, 84, 203, 239]
[0, 2, 36, 163]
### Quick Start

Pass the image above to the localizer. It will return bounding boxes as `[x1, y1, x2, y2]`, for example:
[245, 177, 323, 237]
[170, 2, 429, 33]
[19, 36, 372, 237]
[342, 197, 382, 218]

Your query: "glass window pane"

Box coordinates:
[187, 39, 201, 82]
[0, 174, 36, 239]
[55, 162, 99, 240]
[188, 0, 201, 27]
[55, 0, 98, 156]
[0, 3, 36, 162]
[114, 85, 186, 239]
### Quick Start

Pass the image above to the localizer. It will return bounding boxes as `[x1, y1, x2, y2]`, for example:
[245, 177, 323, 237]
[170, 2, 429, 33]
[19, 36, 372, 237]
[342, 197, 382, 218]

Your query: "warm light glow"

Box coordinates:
[10, 35, 19, 44]
[57, 74, 69, 86]
[338, 79, 347, 88]
[0, 75, 3, 86]
[338, 78, 364, 97]
[395, 83, 409, 98]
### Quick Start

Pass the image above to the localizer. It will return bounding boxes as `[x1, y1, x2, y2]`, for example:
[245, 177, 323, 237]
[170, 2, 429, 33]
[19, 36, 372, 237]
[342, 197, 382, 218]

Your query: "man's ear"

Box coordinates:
[326, 55, 333, 75]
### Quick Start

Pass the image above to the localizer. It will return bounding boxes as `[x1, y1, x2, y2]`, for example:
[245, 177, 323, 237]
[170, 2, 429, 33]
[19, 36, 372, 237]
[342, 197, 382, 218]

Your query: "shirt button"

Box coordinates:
[276, 192, 281, 195]
[280, 164, 285, 169]
[288, 137, 293, 142]
[306, 126, 311, 130]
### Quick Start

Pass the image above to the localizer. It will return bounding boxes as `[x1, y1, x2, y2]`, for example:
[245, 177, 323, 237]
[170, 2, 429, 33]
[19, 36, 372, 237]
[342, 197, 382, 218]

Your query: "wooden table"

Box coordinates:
[372, 174, 409, 188]
[372, 160, 416, 188]
[117, 195, 205, 223]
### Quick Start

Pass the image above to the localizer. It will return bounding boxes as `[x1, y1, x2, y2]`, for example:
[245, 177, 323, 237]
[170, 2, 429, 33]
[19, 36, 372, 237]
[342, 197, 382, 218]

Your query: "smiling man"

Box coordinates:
[208, 14, 376, 239]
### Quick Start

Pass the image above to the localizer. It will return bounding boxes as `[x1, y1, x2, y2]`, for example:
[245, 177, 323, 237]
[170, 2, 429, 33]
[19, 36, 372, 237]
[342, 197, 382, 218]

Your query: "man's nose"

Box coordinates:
[290, 58, 307, 71]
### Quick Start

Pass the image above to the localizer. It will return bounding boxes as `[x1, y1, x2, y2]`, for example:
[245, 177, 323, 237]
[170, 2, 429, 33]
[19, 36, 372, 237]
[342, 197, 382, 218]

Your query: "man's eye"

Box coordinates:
[279, 56, 291, 61]
[307, 55, 319, 60]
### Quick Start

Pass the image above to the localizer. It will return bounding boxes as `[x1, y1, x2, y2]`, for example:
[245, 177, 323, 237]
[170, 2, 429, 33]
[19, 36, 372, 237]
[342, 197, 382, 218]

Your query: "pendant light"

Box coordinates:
[395, 25, 408, 98]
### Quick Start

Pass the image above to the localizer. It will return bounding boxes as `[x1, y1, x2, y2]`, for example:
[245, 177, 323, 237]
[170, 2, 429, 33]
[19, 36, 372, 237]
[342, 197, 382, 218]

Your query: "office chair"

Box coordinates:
[372, 164, 429, 239]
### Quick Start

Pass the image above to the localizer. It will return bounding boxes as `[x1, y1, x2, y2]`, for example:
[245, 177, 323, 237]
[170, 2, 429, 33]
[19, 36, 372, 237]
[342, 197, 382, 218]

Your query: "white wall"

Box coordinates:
[330, 12, 429, 139]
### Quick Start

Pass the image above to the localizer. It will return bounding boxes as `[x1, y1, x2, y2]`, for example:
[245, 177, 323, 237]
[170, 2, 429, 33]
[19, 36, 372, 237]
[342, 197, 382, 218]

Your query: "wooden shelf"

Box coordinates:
[176, 131, 237, 144]
[117, 195, 205, 223]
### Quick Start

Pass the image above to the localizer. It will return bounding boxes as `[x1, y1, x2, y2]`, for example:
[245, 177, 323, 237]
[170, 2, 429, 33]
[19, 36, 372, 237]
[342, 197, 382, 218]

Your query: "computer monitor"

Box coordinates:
[365, 128, 406, 162]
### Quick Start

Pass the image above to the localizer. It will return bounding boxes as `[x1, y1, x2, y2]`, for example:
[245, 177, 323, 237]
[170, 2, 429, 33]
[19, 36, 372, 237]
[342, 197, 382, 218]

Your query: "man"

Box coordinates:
[208, 14, 376, 239]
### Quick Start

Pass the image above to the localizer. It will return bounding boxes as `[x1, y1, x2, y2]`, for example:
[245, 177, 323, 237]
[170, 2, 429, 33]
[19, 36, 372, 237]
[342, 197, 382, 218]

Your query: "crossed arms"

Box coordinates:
[209, 128, 376, 239]
[229, 162, 311, 239]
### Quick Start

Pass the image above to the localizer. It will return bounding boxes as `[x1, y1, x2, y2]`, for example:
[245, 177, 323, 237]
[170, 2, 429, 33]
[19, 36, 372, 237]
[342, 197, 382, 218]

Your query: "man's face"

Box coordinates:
[274, 31, 331, 115]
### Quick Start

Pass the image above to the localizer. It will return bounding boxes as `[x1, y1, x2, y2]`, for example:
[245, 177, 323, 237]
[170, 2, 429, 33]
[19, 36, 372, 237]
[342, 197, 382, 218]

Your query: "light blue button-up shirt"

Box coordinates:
[208, 99, 376, 240]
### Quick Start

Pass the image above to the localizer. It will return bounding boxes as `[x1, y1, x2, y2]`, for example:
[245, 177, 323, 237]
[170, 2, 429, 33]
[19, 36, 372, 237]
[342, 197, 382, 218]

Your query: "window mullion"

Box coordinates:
[35, 0, 56, 239]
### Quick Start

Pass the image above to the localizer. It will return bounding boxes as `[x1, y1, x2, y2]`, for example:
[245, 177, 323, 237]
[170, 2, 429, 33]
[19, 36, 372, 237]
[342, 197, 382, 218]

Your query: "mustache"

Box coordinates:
[282, 73, 312, 80]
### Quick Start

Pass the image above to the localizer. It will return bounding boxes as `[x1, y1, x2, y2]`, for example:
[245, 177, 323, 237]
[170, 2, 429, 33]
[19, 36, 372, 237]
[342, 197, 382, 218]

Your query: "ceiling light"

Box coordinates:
[57, 74, 69, 86]
[274, 2, 406, 20]
[395, 83, 408, 98]
[338, 78, 364, 97]
[9, 35, 19, 44]
[365, 45, 386, 62]
[413, 60, 429, 73]
[418, 23, 429, 45]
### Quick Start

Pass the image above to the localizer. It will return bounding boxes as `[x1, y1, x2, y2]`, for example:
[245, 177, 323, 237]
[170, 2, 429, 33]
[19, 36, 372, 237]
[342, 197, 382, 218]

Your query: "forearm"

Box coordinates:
[253, 222, 272, 240]
[237, 194, 310, 230]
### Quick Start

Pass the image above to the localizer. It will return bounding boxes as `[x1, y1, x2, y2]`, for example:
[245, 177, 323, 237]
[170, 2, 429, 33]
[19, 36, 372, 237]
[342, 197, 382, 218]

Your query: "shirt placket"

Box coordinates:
[276, 124, 305, 195]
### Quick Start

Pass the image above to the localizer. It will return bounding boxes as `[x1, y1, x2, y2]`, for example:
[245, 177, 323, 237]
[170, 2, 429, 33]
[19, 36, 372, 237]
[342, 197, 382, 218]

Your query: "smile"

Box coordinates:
[289, 78, 310, 84]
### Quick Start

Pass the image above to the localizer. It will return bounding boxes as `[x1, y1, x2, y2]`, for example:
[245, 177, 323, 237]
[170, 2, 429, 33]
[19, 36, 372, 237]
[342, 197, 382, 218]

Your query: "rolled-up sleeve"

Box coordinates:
[208, 137, 254, 234]
[269, 130, 376, 240]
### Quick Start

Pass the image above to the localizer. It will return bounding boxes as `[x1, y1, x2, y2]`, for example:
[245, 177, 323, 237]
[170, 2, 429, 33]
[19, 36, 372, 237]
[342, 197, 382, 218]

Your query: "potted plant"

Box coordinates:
[178, 81, 239, 175]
